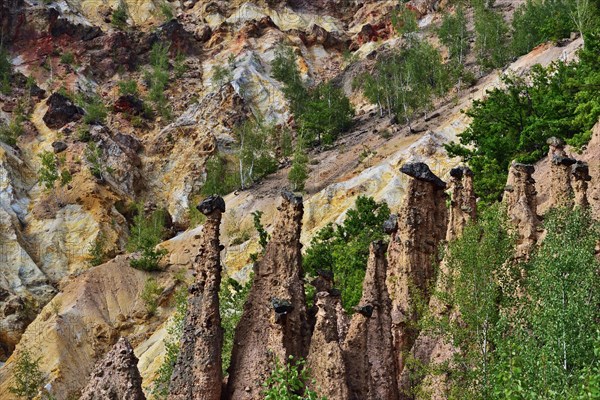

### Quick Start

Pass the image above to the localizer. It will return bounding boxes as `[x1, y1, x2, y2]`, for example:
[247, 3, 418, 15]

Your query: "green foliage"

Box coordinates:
[9, 349, 45, 400]
[111, 1, 129, 29]
[212, 65, 233, 87]
[151, 286, 188, 399]
[234, 119, 278, 189]
[271, 46, 354, 145]
[511, 0, 575, 56]
[85, 142, 113, 180]
[146, 42, 172, 120]
[141, 277, 163, 315]
[391, 4, 418, 35]
[220, 275, 252, 375]
[262, 356, 325, 400]
[0, 117, 24, 146]
[489, 208, 600, 399]
[288, 140, 309, 192]
[437, 5, 472, 85]
[76, 93, 108, 125]
[440, 205, 515, 398]
[252, 210, 269, 251]
[0, 46, 11, 94]
[88, 230, 108, 267]
[446, 38, 600, 204]
[59, 52, 75, 65]
[38, 151, 71, 191]
[173, 52, 187, 79]
[127, 205, 169, 271]
[159, 1, 174, 21]
[201, 154, 240, 196]
[118, 79, 139, 97]
[473, 4, 509, 69]
[303, 196, 390, 311]
[357, 38, 449, 124]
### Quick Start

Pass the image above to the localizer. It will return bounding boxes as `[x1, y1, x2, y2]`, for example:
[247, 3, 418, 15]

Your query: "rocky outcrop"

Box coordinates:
[168, 196, 225, 400]
[343, 240, 397, 400]
[386, 162, 447, 378]
[225, 190, 309, 400]
[503, 162, 540, 258]
[546, 137, 577, 209]
[42, 93, 83, 130]
[306, 291, 349, 399]
[446, 166, 476, 241]
[79, 337, 146, 400]
[572, 161, 591, 208]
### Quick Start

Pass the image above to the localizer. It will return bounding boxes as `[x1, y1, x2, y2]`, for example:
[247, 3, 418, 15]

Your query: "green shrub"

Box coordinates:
[85, 142, 113, 180]
[59, 52, 75, 65]
[220, 275, 252, 375]
[146, 42, 172, 120]
[473, 3, 510, 70]
[9, 349, 45, 400]
[127, 205, 169, 271]
[38, 151, 71, 191]
[303, 196, 390, 311]
[357, 37, 449, 125]
[150, 286, 187, 398]
[262, 355, 324, 400]
[201, 154, 241, 196]
[118, 79, 139, 97]
[0, 118, 24, 146]
[271, 46, 354, 145]
[0, 47, 11, 94]
[159, 1, 173, 21]
[111, 1, 129, 29]
[212, 64, 233, 87]
[88, 230, 108, 267]
[234, 119, 278, 189]
[288, 140, 309, 192]
[76, 93, 107, 125]
[141, 277, 163, 315]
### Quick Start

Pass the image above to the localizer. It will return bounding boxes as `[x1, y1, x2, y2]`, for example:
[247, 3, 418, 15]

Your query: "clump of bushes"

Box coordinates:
[127, 205, 169, 271]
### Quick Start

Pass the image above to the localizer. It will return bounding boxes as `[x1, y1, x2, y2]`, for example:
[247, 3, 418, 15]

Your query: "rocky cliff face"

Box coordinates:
[168, 196, 225, 400]
[503, 162, 540, 258]
[225, 190, 309, 400]
[446, 166, 476, 241]
[386, 163, 447, 380]
[79, 337, 146, 400]
[344, 240, 398, 400]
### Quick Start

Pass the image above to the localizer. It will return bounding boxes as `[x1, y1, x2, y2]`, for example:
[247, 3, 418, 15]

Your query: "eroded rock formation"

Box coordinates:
[572, 161, 592, 208]
[386, 162, 447, 378]
[79, 337, 146, 400]
[168, 196, 226, 400]
[306, 291, 349, 399]
[446, 166, 476, 241]
[225, 190, 309, 400]
[503, 162, 540, 258]
[546, 137, 577, 209]
[344, 240, 398, 400]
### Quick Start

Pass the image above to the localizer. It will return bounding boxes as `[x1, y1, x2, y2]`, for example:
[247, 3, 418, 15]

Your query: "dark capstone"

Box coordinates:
[400, 162, 446, 189]
[356, 304, 374, 318]
[371, 239, 387, 255]
[282, 189, 303, 205]
[328, 288, 342, 297]
[51, 141, 68, 153]
[196, 196, 226, 215]
[383, 214, 398, 234]
[449, 165, 473, 179]
[572, 161, 592, 181]
[552, 155, 577, 167]
[511, 162, 535, 175]
[43, 93, 83, 129]
[271, 298, 294, 315]
[48, 8, 102, 41]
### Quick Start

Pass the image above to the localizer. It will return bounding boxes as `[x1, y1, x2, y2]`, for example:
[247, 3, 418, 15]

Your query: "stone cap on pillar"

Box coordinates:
[400, 162, 446, 189]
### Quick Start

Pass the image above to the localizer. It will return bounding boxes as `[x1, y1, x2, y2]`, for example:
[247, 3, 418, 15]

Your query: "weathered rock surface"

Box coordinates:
[168, 196, 225, 400]
[225, 190, 309, 400]
[42, 93, 83, 130]
[386, 163, 447, 380]
[446, 166, 476, 241]
[306, 291, 349, 399]
[503, 162, 540, 258]
[344, 240, 397, 400]
[572, 161, 591, 208]
[546, 137, 577, 209]
[79, 337, 146, 400]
